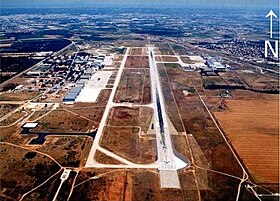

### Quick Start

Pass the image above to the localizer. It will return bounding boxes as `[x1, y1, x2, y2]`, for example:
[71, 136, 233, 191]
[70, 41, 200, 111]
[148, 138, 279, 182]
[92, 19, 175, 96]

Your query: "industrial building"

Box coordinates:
[206, 57, 226, 72]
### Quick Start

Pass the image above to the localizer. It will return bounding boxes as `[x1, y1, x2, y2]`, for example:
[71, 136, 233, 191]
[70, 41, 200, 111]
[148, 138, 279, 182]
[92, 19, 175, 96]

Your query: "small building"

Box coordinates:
[23, 122, 38, 129]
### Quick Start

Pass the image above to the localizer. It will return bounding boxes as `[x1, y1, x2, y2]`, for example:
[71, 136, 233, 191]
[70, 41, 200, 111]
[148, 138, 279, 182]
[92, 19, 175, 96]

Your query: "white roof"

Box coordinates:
[23, 123, 38, 128]
[188, 56, 205, 62]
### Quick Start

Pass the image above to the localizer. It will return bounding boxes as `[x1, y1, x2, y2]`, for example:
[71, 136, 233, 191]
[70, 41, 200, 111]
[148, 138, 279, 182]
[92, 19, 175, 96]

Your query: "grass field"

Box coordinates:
[156, 43, 175, 55]
[181, 57, 201, 64]
[157, 63, 185, 132]
[27, 109, 51, 121]
[94, 150, 123, 165]
[160, 62, 244, 178]
[100, 126, 156, 164]
[106, 106, 153, 132]
[114, 69, 151, 104]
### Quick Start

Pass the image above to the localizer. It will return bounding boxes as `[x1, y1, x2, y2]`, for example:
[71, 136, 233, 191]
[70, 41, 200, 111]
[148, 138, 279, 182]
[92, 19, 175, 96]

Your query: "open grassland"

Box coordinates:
[236, 70, 279, 91]
[26, 109, 51, 121]
[156, 43, 175, 55]
[34, 136, 92, 167]
[100, 126, 156, 164]
[129, 47, 148, 56]
[0, 125, 36, 145]
[0, 110, 27, 126]
[0, 91, 40, 101]
[70, 169, 200, 201]
[170, 43, 191, 55]
[21, 170, 61, 201]
[94, 150, 123, 165]
[0, 104, 19, 118]
[114, 69, 151, 104]
[181, 56, 201, 64]
[106, 106, 153, 132]
[155, 56, 178, 62]
[161, 62, 244, 178]
[213, 92, 279, 184]
[32, 109, 96, 133]
[0, 144, 61, 200]
[64, 107, 105, 123]
[157, 63, 185, 132]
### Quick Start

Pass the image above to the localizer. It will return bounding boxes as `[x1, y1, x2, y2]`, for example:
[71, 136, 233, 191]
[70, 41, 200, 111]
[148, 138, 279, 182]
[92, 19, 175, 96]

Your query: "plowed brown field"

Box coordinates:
[214, 96, 279, 183]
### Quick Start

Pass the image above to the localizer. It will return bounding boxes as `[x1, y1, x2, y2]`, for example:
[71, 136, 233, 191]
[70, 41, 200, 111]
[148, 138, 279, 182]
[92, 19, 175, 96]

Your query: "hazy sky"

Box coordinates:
[1, 0, 279, 9]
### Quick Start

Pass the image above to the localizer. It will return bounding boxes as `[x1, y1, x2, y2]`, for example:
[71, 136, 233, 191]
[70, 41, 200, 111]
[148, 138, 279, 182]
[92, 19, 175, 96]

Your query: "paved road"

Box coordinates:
[52, 169, 71, 201]
[85, 47, 131, 167]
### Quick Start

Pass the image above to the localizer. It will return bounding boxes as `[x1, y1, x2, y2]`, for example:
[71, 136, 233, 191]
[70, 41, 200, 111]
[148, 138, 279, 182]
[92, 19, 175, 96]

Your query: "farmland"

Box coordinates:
[213, 91, 279, 183]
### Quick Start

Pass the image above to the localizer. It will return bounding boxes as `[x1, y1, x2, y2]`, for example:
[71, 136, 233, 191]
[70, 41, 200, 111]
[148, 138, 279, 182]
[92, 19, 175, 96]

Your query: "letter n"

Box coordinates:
[265, 40, 279, 58]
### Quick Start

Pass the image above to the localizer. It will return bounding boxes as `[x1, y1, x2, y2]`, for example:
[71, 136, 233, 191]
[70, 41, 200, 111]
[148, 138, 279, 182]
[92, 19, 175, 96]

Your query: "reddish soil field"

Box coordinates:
[106, 106, 153, 131]
[129, 47, 147, 55]
[125, 56, 149, 68]
[71, 169, 200, 201]
[155, 56, 178, 62]
[94, 150, 123, 165]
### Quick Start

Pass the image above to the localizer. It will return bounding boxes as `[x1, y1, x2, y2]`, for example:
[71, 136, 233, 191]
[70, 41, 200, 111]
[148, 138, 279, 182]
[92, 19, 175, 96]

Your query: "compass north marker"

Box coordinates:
[265, 10, 279, 58]
[266, 10, 277, 39]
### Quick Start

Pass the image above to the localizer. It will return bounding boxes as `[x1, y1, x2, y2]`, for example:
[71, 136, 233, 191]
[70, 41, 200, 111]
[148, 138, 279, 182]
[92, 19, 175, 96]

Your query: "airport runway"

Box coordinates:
[148, 46, 188, 189]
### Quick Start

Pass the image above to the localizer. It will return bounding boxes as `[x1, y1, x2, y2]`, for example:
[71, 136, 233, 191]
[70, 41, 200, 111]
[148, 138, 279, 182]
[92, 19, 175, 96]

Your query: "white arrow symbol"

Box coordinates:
[266, 10, 277, 38]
